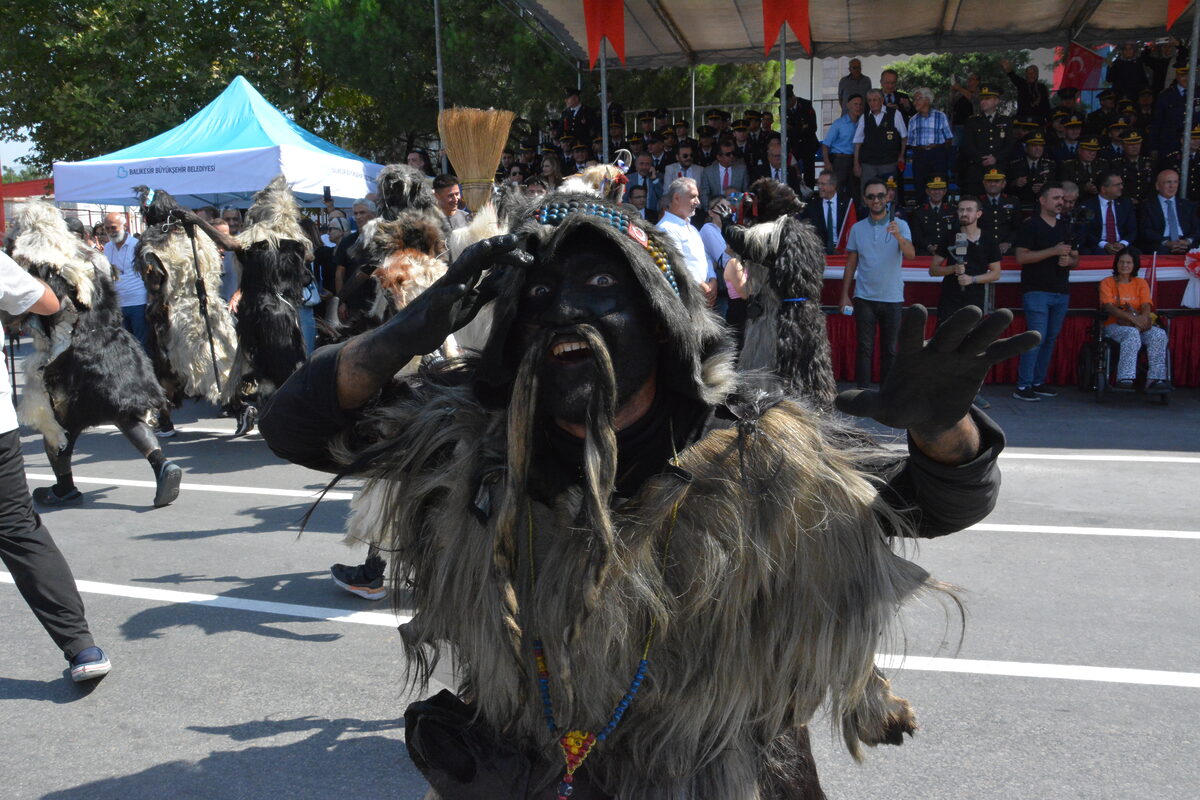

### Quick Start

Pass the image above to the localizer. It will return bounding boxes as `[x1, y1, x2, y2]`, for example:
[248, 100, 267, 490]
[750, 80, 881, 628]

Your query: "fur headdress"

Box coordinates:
[475, 189, 735, 407]
[374, 164, 440, 220]
[9, 200, 99, 308]
[239, 175, 312, 260]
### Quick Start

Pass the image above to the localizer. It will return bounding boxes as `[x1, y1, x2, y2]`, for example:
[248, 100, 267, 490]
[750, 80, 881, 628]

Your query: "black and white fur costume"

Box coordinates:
[225, 175, 312, 409]
[293, 190, 990, 799]
[8, 201, 180, 507]
[134, 188, 238, 407]
[725, 178, 838, 409]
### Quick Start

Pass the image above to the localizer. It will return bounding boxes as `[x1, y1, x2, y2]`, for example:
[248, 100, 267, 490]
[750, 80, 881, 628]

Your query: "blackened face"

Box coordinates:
[514, 238, 659, 423]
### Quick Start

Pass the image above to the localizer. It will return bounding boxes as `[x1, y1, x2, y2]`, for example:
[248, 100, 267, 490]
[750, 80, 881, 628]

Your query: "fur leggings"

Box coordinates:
[1103, 323, 1167, 380]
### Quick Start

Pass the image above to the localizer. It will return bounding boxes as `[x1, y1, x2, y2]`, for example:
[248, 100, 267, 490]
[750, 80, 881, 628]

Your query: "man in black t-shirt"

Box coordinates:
[930, 196, 1003, 324]
[1011, 182, 1078, 401]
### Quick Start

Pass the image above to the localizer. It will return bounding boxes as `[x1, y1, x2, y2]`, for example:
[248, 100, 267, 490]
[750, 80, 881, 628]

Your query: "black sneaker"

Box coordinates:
[1032, 384, 1058, 397]
[330, 558, 387, 600]
[154, 462, 183, 507]
[1012, 386, 1040, 402]
[233, 404, 258, 437]
[32, 485, 83, 506]
[155, 420, 177, 439]
[69, 646, 111, 682]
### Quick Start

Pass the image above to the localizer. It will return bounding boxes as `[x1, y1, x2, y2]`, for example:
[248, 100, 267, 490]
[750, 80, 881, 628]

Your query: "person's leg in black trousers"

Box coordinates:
[852, 297, 879, 388]
[876, 301, 904, 383]
[0, 429, 95, 661]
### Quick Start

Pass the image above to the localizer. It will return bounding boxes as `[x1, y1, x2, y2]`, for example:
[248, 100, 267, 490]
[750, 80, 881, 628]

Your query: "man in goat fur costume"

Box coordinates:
[133, 187, 238, 416]
[7, 201, 182, 508]
[173, 176, 312, 436]
[723, 177, 838, 410]
[259, 189, 1038, 799]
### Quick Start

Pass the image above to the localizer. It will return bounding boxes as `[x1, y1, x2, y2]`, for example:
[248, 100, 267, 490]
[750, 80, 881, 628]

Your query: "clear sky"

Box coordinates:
[0, 137, 35, 169]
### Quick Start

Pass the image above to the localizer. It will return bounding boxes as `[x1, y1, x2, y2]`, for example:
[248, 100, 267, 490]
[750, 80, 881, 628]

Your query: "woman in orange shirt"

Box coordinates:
[1098, 247, 1170, 391]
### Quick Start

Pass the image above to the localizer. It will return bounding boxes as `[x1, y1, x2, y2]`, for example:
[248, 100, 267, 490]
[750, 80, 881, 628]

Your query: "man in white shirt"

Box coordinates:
[656, 178, 717, 306]
[0, 252, 111, 682]
[103, 212, 146, 346]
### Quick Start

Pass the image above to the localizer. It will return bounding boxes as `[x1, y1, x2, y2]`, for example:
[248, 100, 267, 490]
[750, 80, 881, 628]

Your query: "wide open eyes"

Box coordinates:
[586, 273, 617, 288]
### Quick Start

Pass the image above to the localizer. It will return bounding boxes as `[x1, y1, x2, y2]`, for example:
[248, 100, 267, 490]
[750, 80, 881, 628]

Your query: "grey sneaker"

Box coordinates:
[69, 647, 111, 682]
[154, 462, 183, 507]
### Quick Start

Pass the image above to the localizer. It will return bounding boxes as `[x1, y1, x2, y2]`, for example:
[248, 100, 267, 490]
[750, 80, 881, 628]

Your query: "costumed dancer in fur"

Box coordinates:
[133, 187, 239, 432]
[216, 176, 313, 436]
[260, 186, 1039, 798]
[723, 177, 838, 409]
[7, 201, 182, 508]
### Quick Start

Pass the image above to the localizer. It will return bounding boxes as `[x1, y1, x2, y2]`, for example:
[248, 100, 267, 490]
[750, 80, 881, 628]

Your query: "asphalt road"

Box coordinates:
[2, 350, 1197, 800]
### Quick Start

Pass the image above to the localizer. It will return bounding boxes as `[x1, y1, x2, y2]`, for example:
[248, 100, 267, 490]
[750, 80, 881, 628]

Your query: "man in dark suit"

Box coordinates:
[626, 153, 664, 215]
[1137, 168, 1198, 253]
[779, 84, 820, 186]
[805, 169, 854, 254]
[559, 86, 595, 144]
[1079, 170, 1137, 255]
[750, 137, 806, 195]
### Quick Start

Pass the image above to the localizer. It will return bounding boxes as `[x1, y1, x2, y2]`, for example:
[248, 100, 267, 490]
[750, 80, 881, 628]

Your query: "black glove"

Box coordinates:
[835, 305, 1040, 433]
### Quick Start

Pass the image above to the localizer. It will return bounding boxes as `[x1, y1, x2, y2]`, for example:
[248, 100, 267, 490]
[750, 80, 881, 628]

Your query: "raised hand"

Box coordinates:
[836, 305, 1040, 434]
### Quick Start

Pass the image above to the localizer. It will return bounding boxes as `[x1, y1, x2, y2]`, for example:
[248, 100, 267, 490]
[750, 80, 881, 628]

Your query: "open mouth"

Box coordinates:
[548, 335, 592, 364]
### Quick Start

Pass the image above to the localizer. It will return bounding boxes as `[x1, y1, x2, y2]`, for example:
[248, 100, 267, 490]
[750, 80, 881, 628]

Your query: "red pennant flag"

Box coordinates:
[763, 0, 811, 57]
[1168, 0, 1190, 31]
[583, 0, 625, 69]
[1054, 42, 1105, 91]
[836, 198, 857, 253]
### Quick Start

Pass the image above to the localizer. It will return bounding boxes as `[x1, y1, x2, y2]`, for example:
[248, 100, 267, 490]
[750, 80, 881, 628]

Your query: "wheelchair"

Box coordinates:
[1076, 311, 1172, 404]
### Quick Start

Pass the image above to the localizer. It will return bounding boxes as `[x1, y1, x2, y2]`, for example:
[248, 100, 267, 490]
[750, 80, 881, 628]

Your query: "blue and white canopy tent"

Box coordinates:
[52, 76, 382, 208]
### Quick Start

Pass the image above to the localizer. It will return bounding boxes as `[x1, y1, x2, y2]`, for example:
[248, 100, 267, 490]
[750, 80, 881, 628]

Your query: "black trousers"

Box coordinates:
[853, 298, 903, 388]
[0, 429, 94, 660]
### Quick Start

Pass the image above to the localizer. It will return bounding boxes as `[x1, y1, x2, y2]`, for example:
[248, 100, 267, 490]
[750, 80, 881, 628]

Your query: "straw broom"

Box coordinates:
[438, 107, 515, 214]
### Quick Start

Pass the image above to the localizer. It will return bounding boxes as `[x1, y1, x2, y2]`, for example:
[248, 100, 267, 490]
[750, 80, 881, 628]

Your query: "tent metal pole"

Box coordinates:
[780, 32, 788, 174]
[601, 39, 609, 162]
[1181, 6, 1200, 199]
[690, 65, 696, 134]
[434, 0, 448, 173]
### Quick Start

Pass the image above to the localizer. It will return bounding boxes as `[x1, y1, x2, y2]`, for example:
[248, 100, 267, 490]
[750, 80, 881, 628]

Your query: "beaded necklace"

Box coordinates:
[526, 500, 679, 799]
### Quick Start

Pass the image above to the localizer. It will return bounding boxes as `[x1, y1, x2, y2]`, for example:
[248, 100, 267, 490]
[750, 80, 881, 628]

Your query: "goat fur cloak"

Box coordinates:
[725, 215, 837, 410]
[332, 199, 943, 799]
[10, 201, 164, 451]
[135, 193, 238, 405]
[225, 175, 311, 404]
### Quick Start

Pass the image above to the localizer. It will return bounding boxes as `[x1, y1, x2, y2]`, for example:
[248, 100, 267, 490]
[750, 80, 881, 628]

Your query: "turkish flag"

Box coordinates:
[1054, 42, 1105, 90]
[583, 0, 625, 69]
[836, 198, 857, 253]
[763, 0, 812, 57]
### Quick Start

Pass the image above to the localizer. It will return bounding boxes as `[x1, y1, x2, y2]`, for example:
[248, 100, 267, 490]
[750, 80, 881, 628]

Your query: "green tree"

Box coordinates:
[3, 164, 49, 183]
[886, 51, 1033, 114]
[0, 0, 327, 171]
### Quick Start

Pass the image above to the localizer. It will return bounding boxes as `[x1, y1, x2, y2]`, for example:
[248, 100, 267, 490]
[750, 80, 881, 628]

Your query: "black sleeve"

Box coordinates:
[259, 341, 364, 473]
[880, 407, 1006, 538]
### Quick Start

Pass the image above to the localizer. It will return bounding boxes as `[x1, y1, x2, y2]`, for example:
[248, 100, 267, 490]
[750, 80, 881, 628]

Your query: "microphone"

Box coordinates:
[954, 232, 968, 291]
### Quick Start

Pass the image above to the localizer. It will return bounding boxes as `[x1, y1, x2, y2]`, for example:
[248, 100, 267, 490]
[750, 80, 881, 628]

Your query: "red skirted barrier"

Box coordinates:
[816, 253, 1198, 386]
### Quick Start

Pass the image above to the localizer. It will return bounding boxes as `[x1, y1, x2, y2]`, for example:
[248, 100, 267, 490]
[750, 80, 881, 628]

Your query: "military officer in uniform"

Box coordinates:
[695, 125, 718, 167]
[1160, 124, 1200, 198]
[1099, 119, 1131, 162]
[1086, 89, 1122, 137]
[1109, 130, 1155, 205]
[1008, 131, 1057, 208]
[1059, 136, 1106, 198]
[910, 175, 958, 255]
[978, 168, 1021, 254]
[559, 87, 596, 143]
[730, 119, 756, 165]
[1151, 65, 1200, 162]
[1051, 113, 1085, 163]
[963, 85, 1012, 195]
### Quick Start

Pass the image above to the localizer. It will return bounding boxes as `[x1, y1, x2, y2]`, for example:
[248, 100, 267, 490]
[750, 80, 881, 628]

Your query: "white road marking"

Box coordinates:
[23, 471, 355, 501]
[875, 654, 1200, 689]
[0, 572, 404, 627]
[1000, 452, 1200, 464]
[967, 523, 1200, 539]
[3, 573, 1194, 688]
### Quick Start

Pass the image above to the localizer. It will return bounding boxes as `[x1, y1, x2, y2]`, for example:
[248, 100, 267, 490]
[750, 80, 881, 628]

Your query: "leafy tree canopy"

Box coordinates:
[886, 50, 1034, 113]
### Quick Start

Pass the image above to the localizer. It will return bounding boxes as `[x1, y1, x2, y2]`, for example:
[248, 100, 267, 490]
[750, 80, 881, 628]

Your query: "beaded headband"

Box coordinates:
[533, 199, 680, 296]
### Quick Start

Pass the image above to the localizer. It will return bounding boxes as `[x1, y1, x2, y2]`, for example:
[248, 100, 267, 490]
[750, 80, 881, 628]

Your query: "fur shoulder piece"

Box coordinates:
[239, 175, 311, 260]
[448, 202, 507, 261]
[10, 200, 99, 308]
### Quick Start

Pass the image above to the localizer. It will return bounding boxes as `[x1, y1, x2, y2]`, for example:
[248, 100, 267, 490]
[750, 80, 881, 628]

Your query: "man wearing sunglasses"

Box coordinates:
[840, 177, 915, 389]
[699, 144, 747, 210]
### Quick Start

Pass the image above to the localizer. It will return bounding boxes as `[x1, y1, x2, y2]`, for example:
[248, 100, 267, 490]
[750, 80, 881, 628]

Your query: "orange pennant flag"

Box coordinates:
[1168, 0, 1190, 30]
[763, 0, 812, 57]
[583, 0, 626, 69]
